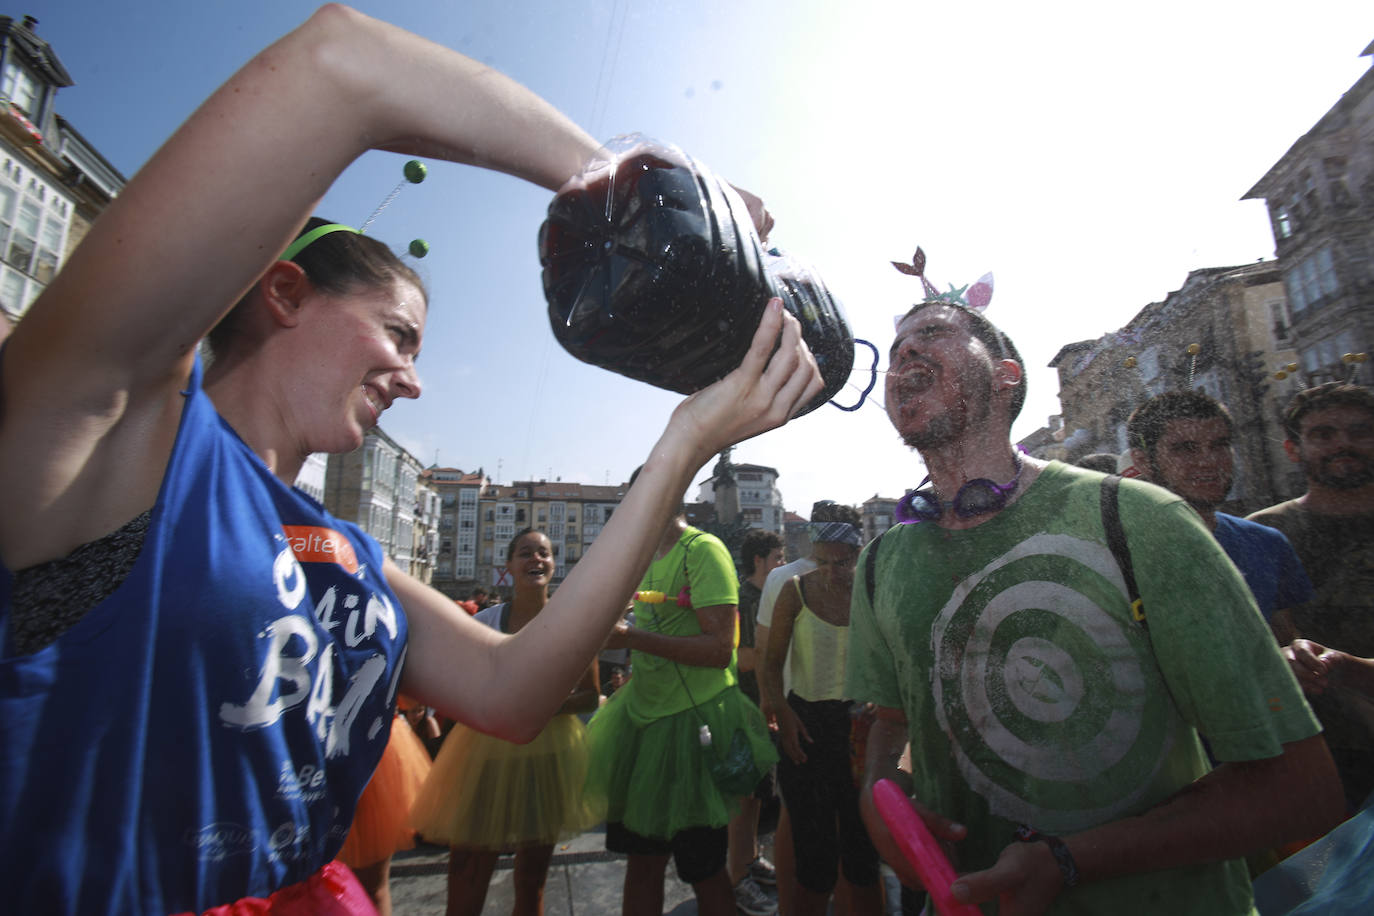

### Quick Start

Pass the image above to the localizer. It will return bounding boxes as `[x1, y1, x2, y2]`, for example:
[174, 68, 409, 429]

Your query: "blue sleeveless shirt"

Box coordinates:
[0, 357, 408, 914]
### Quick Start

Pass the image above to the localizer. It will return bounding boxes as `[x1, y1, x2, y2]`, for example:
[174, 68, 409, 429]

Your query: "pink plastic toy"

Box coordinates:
[873, 778, 982, 916]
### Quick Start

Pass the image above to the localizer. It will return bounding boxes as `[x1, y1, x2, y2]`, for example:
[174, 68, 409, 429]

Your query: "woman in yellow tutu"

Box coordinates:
[412, 528, 603, 915]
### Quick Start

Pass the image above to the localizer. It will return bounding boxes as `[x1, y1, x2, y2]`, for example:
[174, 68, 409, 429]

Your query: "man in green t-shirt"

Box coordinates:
[848, 256, 1343, 916]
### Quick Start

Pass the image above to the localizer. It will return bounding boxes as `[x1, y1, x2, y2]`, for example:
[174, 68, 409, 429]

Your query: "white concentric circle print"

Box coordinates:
[931, 533, 1177, 833]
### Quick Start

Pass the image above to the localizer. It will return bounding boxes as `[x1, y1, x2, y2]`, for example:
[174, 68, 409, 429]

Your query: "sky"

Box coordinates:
[31, 0, 1374, 515]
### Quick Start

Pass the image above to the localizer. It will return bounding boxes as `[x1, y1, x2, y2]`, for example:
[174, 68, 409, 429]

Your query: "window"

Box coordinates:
[2, 61, 39, 115]
[6, 197, 38, 272]
[1269, 300, 1291, 345]
[1315, 246, 1338, 297]
[1273, 203, 1293, 240]
[1287, 245, 1340, 314]
[0, 268, 25, 316]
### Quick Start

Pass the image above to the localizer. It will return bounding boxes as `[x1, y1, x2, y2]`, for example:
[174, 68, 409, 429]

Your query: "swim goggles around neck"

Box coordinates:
[895, 453, 1024, 524]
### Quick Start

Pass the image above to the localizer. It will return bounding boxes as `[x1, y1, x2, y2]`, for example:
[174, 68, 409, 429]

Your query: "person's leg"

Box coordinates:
[511, 844, 556, 916]
[607, 821, 673, 916]
[673, 824, 742, 916]
[776, 696, 842, 915]
[445, 847, 500, 916]
[350, 857, 392, 916]
[843, 879, 885, 916]
[623, 853, 669, 916]
[691, 867, 738, 916]
[775, 804, 797, 915]
[727, 794, 762, 884]
[836, 708, 884, 916]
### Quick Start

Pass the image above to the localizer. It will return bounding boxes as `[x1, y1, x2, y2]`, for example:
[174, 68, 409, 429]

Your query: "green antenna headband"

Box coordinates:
[281, 223, 359, 262]
[279, 159, 431, 263]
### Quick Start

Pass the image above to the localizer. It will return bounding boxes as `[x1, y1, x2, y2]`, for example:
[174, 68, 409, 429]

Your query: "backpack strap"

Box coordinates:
[1100, 475, 1146, 628]
[864, 529, 888, 608]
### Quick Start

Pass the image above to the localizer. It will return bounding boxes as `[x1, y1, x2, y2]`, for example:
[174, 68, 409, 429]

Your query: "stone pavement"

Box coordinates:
[389, 826, 908, 915]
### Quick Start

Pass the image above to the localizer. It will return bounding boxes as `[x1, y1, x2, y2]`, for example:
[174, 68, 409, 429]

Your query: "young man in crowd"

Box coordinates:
[1249, 382, 1374, 811]
[1126, 390, 1313, 629]
[848, 272, 1342, 914]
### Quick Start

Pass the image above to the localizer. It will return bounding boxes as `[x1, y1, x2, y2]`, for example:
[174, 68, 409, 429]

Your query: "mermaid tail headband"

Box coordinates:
[891, 246, 993, 314]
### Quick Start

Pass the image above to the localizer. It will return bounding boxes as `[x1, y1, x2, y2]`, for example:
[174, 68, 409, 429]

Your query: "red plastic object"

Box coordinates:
[872, 779, 982, 916]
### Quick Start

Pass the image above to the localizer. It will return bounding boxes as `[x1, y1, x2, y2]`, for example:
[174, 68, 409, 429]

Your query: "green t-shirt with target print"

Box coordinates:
[847, 461, 1318, 916]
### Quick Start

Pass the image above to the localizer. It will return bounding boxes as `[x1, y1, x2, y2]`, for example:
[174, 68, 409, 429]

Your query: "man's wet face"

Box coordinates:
[886, 306, 994, 450]
[1150, 417, 1233, 511]
[1296, 405, 1374, 490]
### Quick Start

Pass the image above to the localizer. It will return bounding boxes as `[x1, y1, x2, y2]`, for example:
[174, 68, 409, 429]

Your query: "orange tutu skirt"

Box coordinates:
[336, 716, 433, 869]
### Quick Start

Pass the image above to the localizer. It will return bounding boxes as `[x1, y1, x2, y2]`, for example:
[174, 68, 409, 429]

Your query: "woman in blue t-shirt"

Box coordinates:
[0, 8, 822, 914]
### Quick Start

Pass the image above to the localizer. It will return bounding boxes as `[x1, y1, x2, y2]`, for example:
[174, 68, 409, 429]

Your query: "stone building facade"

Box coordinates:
[1029, 261, 1299, 513]
[1243, 42, 1373, 392]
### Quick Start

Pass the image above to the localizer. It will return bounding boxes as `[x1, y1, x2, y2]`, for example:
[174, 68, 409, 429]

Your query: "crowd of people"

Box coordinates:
[1, 6, 1372, 916]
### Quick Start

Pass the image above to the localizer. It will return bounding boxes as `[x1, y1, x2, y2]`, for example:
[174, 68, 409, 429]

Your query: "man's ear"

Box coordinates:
[258, 261, 311, 329]
[994, 358, 1023, 391]
[1283, 438, 1301, 465]
[1129, 448, 1152, 481]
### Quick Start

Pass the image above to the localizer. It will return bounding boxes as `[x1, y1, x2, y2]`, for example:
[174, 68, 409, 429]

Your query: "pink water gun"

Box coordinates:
[873, 778, 981, 916]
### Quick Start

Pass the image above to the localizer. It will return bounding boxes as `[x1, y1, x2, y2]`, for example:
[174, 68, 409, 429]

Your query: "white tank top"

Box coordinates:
[787, 578, 850, 702]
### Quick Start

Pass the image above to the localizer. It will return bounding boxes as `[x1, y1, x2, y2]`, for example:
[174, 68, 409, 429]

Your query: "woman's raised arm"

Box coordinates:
[0, 4, 599, 566]
[11, 5, 597, 393]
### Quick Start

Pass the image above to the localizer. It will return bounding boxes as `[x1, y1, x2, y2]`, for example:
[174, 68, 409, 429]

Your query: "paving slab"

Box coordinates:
[389, 826, 908, 914]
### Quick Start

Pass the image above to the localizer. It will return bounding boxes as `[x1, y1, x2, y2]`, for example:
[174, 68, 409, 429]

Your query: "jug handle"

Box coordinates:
[829, 338, 880, 412]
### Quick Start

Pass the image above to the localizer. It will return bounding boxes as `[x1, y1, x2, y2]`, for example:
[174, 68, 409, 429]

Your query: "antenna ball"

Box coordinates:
[1123, 356, 1137, 368]
[1186, 343, 1201, 356]
[404, 160, 427, 184]
[408, 239, 430, 258]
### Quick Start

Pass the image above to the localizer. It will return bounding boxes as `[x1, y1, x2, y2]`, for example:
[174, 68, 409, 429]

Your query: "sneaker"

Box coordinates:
[734, 876, 777, 916]
[747, 855, 776, 887]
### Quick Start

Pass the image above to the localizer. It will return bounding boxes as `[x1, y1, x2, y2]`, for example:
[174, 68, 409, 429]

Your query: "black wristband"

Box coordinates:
[1013, 825, 1080, 888]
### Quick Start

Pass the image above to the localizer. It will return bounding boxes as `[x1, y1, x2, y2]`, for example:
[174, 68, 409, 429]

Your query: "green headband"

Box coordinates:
[280, 223, 360, 262]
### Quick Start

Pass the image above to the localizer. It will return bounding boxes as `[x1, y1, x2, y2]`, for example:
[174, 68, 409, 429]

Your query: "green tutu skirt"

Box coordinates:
[410, 713, 602, 850]
[584, 684, 777, 839]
